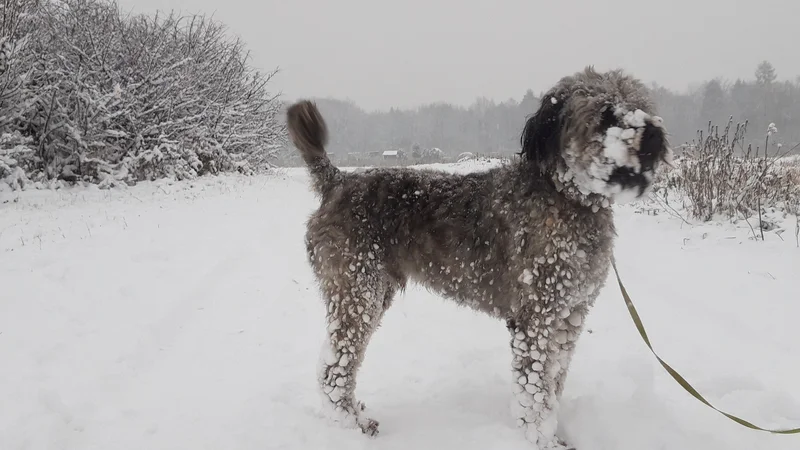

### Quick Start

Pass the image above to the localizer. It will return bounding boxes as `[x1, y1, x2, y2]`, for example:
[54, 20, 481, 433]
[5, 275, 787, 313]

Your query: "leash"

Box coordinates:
[610, 257, 800, 434]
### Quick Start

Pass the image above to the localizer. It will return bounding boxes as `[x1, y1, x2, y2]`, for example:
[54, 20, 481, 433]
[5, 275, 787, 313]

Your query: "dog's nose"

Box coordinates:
[637, 123, 665, 172]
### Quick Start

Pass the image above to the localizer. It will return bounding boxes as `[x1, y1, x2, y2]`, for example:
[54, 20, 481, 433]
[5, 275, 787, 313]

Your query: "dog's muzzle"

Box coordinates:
[608, 122, 666, 198]
[607, 166, 649, 197]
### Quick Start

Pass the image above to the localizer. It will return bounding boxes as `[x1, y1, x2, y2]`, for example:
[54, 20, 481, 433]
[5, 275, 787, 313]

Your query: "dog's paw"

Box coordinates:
[535, 442, 571, 450]
[542, 437, 575, 450]
[557, 437, 576, 450]
[522, 425, 573, 450]
[358, 417, 379, 437]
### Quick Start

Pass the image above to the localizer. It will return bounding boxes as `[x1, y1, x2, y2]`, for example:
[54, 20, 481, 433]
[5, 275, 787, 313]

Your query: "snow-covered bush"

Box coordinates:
[0, 0, 285, 190]
[653, 118, 799, 223]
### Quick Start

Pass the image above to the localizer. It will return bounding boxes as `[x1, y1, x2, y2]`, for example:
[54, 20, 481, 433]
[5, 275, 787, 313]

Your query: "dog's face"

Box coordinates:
[520, 67, 672, 204]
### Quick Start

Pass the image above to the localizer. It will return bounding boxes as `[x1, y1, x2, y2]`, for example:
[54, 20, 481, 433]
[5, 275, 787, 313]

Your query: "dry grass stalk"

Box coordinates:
[657, 117, 799, 228]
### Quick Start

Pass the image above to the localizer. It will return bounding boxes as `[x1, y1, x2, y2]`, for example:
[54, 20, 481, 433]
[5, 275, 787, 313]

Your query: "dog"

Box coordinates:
[286, 67, 671, 449]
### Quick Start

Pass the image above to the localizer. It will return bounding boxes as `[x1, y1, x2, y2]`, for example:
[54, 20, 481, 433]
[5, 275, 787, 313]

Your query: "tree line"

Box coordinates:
[2, 0, 794, 190]
[282, 61, 799, 163]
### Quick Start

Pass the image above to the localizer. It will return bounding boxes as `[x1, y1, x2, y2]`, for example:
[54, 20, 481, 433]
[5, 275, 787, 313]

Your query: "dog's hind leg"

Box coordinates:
[316, 271, 393, 437]
[507, 314, 573, 450]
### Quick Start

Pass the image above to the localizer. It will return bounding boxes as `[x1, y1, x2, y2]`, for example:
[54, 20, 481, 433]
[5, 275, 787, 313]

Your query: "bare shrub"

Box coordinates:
[656, 118, 800, 226]
[0, 0, 285, 190]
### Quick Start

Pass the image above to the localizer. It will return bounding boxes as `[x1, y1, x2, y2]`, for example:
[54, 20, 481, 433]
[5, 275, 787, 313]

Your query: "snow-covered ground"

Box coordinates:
[2, 161, 799, 450]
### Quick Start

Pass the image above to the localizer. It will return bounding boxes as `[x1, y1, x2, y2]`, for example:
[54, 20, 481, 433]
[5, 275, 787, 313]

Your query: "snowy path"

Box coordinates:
[1, 167, 799, 450]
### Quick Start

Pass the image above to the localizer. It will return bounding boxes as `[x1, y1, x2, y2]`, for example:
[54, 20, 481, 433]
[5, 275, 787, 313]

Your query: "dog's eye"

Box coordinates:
[600, 106, 616, 129]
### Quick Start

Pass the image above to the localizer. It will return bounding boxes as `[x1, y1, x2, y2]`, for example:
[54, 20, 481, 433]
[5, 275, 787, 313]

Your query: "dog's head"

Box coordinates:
[520, 67, 672, 205]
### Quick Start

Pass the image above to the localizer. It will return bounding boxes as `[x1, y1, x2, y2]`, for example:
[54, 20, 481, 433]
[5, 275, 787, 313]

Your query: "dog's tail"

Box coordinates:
[286, 100, 340, 195]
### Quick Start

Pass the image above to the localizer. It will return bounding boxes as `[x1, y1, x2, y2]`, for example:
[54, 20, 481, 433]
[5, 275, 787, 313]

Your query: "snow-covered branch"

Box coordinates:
[0, 0, 285, 190]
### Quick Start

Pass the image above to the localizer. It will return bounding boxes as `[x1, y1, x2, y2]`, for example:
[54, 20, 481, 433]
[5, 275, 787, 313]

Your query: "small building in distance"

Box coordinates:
[383, 150, 403, 160]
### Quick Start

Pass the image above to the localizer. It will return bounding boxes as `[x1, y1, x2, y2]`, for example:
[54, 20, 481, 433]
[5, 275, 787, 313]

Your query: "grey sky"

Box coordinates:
[120, 0, 798, 112]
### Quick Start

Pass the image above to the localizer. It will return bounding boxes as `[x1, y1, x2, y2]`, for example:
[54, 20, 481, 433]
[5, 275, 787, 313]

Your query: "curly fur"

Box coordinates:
[286, 67, 671, 449]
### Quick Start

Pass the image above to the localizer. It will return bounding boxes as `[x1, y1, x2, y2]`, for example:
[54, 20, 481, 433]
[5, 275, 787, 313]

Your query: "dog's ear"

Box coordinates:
[519, 93, 564, 173]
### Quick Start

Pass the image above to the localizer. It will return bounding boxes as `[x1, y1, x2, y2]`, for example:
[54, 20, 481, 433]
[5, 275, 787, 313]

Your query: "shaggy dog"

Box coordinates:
[286, 67, 672, 449]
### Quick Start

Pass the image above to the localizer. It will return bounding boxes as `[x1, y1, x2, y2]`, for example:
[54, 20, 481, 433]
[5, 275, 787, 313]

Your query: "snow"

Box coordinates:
[611, 185, 643, 205]
[602, 127, 637, 171]
[769, 123, 778, 136]
[520, 269, 534, 285]
[619, 108, 651, 128]
[1, 164, 799, 450]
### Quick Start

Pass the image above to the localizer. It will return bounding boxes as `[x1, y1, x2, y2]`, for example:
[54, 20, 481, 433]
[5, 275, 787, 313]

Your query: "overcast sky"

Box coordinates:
[119, 0, 799, 112]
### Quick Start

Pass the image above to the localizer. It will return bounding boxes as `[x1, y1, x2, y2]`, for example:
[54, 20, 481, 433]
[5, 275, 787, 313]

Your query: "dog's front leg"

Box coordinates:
[508, 315, 572, 450]
[552, 304, 589, 400]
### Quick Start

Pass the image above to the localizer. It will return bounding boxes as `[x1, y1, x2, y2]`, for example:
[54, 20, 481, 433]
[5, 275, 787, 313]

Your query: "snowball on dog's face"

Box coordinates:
[520, 67, 672, 205]
[565, 105, 669, 203]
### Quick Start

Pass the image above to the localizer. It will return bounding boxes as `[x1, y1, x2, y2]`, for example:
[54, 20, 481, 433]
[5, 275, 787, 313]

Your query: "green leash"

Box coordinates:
[610, 258, 800, 435]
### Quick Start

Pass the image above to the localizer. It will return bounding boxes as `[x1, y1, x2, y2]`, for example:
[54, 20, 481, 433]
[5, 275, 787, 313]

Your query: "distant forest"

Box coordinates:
[281, 61, 799, 162]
